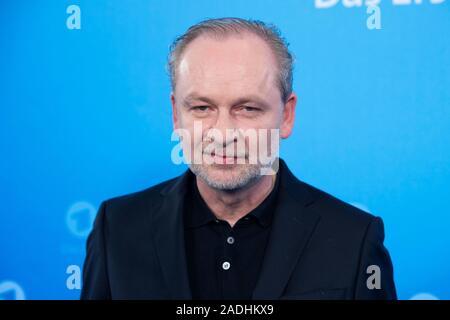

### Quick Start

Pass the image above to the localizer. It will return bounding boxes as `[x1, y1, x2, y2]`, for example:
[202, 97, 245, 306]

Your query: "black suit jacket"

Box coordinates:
[81, 159, 397, 299]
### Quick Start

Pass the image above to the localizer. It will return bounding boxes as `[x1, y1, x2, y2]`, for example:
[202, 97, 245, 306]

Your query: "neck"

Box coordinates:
[196, 173, 276, 228]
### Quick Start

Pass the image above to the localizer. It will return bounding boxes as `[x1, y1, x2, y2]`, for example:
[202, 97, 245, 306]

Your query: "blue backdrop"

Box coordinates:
[1, 0, 449, 300]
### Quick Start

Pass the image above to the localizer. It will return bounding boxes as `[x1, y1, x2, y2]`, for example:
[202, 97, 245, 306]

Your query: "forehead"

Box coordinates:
[176, 33, 280, 100]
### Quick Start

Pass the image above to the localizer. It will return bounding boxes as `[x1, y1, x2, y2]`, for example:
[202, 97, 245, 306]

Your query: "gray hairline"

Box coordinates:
[167, 17, 294, 103]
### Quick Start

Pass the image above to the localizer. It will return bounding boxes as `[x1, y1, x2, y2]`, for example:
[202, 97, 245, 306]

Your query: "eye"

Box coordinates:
[243, 106, 259, 112]
[191, 106, 210, 112]
[239, 105, 262, 114]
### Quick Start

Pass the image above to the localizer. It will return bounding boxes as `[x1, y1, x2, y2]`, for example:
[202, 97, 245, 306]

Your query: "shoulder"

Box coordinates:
[279, 159, 377, 233]
[305, 181, 375, 224]
[98, 175, 181, 227]
[289, 178, 381, 242]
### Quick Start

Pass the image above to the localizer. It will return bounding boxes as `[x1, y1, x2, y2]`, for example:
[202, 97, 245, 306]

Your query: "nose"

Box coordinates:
[207, 111, 238, 146]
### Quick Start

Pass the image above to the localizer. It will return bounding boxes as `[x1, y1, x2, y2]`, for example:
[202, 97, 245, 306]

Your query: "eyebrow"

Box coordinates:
[183, 94, 216, 106]
[182, 93, 271, 109]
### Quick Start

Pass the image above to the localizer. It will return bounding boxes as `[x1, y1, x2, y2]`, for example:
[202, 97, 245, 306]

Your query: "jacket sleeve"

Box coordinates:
[80, 201, 111, 299]
[354, 216, 397, 299]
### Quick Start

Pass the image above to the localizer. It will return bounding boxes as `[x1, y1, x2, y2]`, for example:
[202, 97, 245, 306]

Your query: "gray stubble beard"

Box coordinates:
[188, 162, 262, 191]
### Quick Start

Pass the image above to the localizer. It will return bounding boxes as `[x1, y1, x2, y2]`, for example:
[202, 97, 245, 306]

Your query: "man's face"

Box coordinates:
[171, 33, 296, 190]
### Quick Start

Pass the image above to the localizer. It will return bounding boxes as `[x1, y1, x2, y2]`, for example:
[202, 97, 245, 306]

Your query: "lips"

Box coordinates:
[206, 152, 246, 164]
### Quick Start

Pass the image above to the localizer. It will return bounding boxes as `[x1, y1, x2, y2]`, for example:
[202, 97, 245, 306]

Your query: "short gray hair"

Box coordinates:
[167, 17, 294, 103]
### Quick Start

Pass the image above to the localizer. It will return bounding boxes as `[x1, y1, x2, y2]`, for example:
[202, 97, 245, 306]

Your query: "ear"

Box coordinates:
[171, 92, 179, 131]
[280, 92, 297, 139]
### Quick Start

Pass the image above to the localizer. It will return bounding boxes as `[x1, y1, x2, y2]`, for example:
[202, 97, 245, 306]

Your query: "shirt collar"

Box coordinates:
[185, 170, 280, 229]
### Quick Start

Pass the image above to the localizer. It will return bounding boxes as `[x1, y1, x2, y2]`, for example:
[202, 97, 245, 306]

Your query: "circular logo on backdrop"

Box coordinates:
[349, 202, 371, 214]
[0, 281, 25, 300]
[66, 201, 97, 238]
[410, 293, 439, 300]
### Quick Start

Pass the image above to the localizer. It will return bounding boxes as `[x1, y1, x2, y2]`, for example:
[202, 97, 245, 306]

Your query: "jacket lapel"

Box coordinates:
[152, 170, 192, 299]
[151, 160, 320, 300]
[252, 160, 321, 299]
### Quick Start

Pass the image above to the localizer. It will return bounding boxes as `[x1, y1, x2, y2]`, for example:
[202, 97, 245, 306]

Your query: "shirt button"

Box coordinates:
[222, 261, 231, 270]
[227, 236, 235, 244]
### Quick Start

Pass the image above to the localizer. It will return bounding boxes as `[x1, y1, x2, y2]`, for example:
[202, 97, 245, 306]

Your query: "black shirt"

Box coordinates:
[183, 172, 280, 300]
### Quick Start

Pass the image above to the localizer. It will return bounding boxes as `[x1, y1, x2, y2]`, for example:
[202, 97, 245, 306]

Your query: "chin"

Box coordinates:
[206, 164, 243, 180]
[193, 163, 261, 191]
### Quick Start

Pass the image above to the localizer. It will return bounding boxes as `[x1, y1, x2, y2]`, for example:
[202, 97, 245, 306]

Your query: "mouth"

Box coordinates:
[207, 152, 246, 165]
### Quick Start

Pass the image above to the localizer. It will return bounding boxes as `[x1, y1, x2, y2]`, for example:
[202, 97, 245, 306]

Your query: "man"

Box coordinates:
[81, 17, 397, 299]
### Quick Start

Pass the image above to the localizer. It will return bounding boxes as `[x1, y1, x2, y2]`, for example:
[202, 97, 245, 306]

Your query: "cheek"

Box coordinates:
[178, 122, 207, 149]
[253, 110, 283, 129]
[176, 111, 196, 130]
